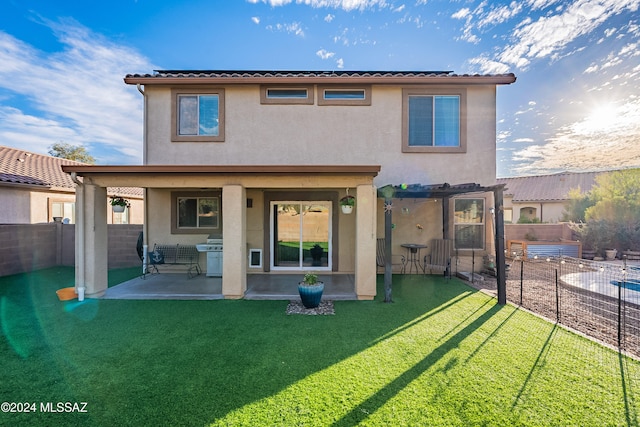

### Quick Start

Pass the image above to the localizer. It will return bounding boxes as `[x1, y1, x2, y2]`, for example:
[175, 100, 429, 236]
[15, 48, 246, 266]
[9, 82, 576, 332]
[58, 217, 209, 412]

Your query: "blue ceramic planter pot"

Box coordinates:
[298, 282, 324, 308]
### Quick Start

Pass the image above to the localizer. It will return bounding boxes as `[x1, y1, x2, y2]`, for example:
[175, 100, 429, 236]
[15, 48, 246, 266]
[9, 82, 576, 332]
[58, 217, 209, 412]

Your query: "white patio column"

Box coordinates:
[76, 183, 108, 297]
[355, 184, 377, 300]
[222, 184, 247, 298]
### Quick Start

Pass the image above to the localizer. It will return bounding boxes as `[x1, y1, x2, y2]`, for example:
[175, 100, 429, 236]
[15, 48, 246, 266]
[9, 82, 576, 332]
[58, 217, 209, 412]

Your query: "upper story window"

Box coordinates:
[260, 85, 314, 105]
[402, 88, 466, 153]
[317, 85, 371, 106]
[171, 88, 225, 142]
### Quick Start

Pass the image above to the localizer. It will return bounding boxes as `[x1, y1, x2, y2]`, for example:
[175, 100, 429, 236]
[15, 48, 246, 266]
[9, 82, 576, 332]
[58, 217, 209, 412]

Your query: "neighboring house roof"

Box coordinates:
[124, 70, 516, 85]
[0, 145, 82, 191]
[0, 145, 142, 197]
[497, 171, 602, 202]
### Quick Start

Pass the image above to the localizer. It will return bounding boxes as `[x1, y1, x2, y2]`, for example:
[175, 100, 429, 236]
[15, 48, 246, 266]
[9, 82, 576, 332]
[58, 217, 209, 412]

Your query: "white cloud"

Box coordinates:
[0, 20, 151, 164]
[266, 22, 305, 37]
[477, 2, 522, 29]
[497, 0, 638, 70]
[324, 14, 334, 22]
[336, 58, 344, 68]
[452, 8, 471, 20]
[513, 97, 640, 174]
[249, 0, 390, 12]
[316, 48, 335, 59]
[584, 64, 599, 73]
[252, 16, 261, 24]
[468, 57, 511, 74]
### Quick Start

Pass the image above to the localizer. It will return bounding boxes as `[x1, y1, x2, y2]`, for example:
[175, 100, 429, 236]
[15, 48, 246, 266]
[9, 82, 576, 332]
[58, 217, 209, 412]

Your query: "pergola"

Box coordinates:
[377, 182, 507, 304]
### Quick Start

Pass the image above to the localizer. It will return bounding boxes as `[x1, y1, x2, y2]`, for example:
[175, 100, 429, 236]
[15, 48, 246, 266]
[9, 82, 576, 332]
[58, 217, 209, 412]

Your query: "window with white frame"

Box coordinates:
[402, 88, 466, 153]
[51, 201, 75, 223]
[317, 85, 371, 105]
[172, 88, 224, 142]
[260, 85, 314, 104]
[454, 198, 484, 250]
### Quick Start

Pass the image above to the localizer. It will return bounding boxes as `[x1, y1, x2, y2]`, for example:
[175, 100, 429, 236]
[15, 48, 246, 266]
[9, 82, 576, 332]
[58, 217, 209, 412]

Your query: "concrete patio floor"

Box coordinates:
[103, 273, 357, 300]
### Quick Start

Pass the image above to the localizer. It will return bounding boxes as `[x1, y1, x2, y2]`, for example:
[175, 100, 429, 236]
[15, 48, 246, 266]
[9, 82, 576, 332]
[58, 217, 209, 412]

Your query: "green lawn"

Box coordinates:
[1, 267, 639, 426]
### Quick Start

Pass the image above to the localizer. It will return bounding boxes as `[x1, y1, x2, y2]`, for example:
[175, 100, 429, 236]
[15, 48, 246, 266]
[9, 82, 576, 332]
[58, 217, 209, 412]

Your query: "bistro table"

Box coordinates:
[401, 243, 428, 274]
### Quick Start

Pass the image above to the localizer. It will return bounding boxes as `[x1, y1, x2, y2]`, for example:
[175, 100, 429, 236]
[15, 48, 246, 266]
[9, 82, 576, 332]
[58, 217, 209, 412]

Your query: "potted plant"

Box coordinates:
[340, 195, 355, 214]
[110, 196, 130, 213]
[605, 248, 618, 260]
[298, 272, 324, 308]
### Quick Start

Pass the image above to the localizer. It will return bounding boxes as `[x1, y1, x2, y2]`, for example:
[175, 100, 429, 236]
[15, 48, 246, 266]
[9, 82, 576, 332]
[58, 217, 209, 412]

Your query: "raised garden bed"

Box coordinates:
[507, 240, 582, 259]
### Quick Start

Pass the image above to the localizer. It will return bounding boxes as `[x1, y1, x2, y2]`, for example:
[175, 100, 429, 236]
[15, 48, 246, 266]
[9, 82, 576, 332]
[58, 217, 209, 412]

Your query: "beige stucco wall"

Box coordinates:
[0, 185, 144, 225]
[143, 84, 497, 187]
[504, 198, 567, 223]
[0, 187, 76, 224]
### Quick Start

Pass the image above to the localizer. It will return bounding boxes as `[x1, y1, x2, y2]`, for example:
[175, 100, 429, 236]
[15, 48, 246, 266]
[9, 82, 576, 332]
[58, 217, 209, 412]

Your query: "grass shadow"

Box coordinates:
[331, 303, 504, 426]
[0, 269, 478, 425]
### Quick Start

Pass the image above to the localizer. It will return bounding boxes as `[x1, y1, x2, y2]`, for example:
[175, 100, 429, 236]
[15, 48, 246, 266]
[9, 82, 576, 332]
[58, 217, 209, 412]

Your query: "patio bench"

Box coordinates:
[147, 244, 201, 279]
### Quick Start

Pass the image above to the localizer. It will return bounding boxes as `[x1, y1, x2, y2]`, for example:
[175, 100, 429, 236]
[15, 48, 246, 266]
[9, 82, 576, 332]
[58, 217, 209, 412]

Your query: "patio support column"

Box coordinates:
[384, 197, 393, 303]
[76, 183, 108, 298]
[222, 184, 246, 299]
[442, 196, 450, 238]
[493, 186, 507, 305]
[355, 184, 377, 300]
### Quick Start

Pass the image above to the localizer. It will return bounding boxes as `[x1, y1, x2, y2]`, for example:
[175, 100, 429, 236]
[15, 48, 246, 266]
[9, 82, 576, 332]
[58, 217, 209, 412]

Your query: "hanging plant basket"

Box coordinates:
[110, 196, 130, 212]
[340, 195, 355, 214]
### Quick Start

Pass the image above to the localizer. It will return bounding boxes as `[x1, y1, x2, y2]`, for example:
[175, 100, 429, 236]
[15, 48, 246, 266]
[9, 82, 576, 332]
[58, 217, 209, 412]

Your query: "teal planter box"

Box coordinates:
[298, 282, 324, 308]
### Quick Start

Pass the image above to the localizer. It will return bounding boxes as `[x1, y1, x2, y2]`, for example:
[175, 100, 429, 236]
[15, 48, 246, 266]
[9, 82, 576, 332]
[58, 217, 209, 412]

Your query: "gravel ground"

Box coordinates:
[286, 300, 335, 315]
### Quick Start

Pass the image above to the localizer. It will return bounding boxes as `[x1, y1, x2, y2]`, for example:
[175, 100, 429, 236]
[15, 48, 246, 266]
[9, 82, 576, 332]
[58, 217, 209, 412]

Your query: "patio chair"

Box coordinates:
[423, 238, 453, 279]
[376, 238, 406, 273]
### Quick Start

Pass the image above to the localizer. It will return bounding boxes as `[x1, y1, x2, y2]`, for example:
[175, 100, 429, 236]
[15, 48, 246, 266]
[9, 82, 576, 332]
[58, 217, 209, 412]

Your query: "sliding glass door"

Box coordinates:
[271, 201, 331, 270]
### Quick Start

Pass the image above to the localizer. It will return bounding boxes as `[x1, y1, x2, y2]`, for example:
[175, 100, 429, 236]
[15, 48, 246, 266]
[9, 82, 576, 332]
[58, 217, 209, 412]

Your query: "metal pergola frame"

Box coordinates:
[377, 182, 507, 304]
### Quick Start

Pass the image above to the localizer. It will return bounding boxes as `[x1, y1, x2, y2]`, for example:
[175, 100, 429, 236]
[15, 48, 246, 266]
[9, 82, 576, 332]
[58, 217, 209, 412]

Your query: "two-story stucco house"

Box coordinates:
[62, 70, 515, 301]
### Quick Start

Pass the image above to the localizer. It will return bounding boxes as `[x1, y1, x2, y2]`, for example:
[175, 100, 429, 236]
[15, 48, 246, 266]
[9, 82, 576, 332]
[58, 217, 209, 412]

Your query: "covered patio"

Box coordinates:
[377, 182, 507, 304]
[103, 273, 357, 300]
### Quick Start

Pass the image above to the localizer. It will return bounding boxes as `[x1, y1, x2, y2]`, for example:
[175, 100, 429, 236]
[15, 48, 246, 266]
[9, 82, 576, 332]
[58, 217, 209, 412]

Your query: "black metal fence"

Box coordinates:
[505, 254, 640, 359]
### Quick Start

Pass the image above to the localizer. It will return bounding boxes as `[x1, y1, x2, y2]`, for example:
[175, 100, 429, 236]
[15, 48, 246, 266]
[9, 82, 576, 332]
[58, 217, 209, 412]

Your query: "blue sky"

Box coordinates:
[0, 0, 638, 177]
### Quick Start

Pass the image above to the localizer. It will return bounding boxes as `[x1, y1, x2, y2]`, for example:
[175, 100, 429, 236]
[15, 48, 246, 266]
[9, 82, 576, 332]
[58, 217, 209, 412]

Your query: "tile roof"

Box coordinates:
[134, 70, 454, 78]
[0, 145, 82, 190]
[497, 172, 603, 202]
[0, 145, 142, 197]
[124, 70, 516, 85]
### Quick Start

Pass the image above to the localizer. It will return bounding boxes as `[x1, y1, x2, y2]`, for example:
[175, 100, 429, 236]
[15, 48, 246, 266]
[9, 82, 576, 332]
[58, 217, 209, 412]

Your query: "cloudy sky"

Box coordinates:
[1, 0, 638, 177]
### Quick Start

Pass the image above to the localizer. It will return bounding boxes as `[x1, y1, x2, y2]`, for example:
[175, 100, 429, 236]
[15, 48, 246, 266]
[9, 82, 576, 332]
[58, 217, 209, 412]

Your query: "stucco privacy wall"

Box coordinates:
[0, 224, 142, 277]
[0, 188, 77, 224]
[504, 223, 574, 242]
[143, 85, 498, 186]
